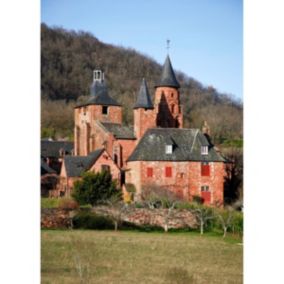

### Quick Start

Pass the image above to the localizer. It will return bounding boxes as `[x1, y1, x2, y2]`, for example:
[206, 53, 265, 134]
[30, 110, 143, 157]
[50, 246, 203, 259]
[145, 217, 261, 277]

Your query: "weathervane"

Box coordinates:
[166, 39, 170, 54]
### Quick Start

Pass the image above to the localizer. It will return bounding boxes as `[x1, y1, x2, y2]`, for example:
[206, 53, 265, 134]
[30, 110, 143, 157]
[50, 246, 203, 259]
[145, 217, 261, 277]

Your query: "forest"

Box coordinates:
[41, 23, 242, 146]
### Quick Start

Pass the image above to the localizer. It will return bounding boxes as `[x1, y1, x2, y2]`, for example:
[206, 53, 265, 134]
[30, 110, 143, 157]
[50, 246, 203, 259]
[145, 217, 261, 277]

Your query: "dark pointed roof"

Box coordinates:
[76, 80, 121, 108]
[155, 55, 180, 89]
[133, 78, 154, 109]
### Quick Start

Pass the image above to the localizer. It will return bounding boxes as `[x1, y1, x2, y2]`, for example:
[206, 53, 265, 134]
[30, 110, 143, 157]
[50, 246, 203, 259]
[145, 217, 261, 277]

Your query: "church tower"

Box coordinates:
[133, 78, 156, 141]
[74, 70, 122, 156]
[154, 55, 183, 128]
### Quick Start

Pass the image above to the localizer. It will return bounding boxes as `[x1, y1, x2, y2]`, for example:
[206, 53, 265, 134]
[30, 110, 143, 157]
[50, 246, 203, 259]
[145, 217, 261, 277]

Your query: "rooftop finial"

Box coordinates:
[166, 39, 170, 54]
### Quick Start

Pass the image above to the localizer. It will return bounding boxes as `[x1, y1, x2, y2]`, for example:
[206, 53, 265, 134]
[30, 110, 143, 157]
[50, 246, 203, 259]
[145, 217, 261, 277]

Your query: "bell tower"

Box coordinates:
[154, 55, 183, 128]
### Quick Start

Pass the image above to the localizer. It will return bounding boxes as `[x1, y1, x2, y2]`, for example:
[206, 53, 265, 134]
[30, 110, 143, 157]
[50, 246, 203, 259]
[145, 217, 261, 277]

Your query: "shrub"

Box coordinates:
[41, 198, 60, 208]
[58, 198, 79, 210]
[72, 211, 113, 230]
[72, 171, 119, 206]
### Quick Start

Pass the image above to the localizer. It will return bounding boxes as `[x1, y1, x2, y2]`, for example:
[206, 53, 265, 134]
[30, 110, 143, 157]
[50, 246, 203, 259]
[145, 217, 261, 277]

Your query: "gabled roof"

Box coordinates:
[76, 81, 121, 108]
[99, 122, 136, 140]
[155, 55, 180, 89]
[127, 128, 226, 162]
[133, 78, 154, 109]
[41, 158, 56, 175]
[63, 149, 104, 177]
[41, 141, 74, 158]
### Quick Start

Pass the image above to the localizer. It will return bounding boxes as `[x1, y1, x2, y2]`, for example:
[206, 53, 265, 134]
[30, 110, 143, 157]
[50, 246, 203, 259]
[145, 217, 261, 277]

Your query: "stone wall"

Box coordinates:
[41, 208, 73, 229]
[41, 207, 198, 230]
[92, 206, 198, 230]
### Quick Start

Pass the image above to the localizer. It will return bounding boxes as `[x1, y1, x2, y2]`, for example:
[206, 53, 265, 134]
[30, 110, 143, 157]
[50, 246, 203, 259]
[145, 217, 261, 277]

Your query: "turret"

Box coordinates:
[155, 55, 183, 128]
[133, 78, 156, 141]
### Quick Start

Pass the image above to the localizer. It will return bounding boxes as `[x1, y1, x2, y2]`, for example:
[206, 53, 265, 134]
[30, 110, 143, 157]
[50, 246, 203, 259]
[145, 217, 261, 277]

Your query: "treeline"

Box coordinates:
[41, 23, 243, 144]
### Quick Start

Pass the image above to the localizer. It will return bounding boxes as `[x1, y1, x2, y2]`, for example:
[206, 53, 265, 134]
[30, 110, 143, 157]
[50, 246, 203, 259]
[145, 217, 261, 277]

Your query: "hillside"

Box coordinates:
[41, 23, 243, 144]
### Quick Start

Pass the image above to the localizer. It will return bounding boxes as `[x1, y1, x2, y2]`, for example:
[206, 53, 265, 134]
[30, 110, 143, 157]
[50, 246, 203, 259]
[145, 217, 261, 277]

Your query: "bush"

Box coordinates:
[72, 211, 113, 230]
[72, 171, 119, 206]
[58, 198, 79, 210]
[41, 198, 60, 208]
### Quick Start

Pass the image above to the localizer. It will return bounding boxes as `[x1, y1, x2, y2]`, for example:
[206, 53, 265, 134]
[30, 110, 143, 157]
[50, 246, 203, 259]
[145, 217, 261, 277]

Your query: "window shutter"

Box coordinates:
[147, 167, 153, 177]
[165, 166, 172, 177]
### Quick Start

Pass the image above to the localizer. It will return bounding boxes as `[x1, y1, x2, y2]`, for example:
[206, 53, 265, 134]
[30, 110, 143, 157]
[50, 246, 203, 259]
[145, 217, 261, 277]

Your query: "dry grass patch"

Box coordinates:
[41, 230, 242, 284]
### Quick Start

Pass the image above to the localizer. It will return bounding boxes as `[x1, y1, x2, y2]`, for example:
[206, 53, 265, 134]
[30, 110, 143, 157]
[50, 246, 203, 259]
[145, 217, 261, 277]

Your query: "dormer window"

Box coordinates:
[165, 145, 173, 154]
[201, 146, 208, 155]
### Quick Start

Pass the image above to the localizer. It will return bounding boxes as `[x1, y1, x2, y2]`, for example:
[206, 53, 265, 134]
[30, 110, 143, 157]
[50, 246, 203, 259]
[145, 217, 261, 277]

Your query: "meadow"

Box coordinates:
[41, 230, 242, 284]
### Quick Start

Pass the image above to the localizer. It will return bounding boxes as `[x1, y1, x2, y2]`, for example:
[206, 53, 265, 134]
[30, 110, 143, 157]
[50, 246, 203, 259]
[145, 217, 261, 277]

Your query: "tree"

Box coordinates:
[190, 204, 215, 235]
[141, 185, 182, 232]
[72, 171, 118, 206]
[223, 148, 243, 204]
[216, 207, 234, 238]
[102, 192, 127, 231]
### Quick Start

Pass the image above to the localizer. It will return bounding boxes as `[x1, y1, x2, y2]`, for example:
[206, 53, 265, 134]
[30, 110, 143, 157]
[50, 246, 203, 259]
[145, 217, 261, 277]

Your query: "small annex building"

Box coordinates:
[56, 54, 226, 206]
[59, 148, 120, 197]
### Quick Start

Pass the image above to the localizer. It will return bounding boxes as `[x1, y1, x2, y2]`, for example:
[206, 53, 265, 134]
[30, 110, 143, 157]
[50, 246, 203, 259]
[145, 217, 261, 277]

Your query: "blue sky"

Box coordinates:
[41, 0, 243, 99]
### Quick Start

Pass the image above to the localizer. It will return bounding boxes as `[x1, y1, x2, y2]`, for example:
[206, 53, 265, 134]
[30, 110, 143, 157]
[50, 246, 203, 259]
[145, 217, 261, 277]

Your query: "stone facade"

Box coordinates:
[60, 55, 226, 206]
[125, 161, 224, 205]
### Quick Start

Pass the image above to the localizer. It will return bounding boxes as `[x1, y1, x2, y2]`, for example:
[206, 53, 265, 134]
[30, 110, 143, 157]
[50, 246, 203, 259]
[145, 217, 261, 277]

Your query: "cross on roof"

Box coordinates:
[166, 39, 170, 53]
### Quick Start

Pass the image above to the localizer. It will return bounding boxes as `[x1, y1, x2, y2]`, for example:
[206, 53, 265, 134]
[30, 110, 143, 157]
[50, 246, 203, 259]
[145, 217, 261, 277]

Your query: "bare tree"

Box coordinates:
[103, 193, 128, 231]
[190, 205, 215, 235]
[141, 185, 182, 232]
[216, 206, 234, 238]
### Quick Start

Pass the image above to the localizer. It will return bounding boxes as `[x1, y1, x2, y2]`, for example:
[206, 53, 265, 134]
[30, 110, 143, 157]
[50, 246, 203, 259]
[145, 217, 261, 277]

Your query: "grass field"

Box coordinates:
[41, 230, 243, 284]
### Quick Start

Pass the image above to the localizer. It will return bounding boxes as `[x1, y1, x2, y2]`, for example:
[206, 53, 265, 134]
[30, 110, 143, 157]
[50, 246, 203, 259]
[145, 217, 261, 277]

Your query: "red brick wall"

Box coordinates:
[133, 108, 156, 140]
[89, 151, 121, 184]
[188, 162, 225, 205]
[154, 87, 183, 128]
[74, 105, 122, 155]
[126, 160, 225, 206]
[114, 139, 136, 168]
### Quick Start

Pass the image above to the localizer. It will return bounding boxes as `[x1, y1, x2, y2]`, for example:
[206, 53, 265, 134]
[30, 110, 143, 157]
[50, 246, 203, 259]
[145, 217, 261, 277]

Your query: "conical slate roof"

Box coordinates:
[155, 55, 180, 88]
[76, 80, 121, 108]
[133, 78, 154, 109]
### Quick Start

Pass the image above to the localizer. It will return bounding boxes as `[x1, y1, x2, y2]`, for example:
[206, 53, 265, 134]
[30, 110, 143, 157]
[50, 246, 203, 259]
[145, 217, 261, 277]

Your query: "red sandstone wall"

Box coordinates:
[74, 105, 122, 156]
[154, 87, 183, 128]
[116, 139, 136, 168]
[89, 151, 121, 184]
[126, 161, 225, 205]
[188, 162, 225, 205]
[134, 108, 156, 140]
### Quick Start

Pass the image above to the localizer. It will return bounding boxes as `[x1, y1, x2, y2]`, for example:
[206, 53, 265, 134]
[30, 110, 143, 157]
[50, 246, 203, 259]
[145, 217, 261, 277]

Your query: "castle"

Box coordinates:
[59, 55, 226, 206]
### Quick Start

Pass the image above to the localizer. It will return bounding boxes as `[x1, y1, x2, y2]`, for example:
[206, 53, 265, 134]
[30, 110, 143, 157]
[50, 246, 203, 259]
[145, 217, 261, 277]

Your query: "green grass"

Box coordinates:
[41, 230, 243, 284]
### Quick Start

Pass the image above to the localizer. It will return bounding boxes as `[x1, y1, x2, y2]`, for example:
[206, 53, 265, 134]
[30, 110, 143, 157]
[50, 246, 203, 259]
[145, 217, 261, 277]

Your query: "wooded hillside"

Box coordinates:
[41, 23, 243, 145]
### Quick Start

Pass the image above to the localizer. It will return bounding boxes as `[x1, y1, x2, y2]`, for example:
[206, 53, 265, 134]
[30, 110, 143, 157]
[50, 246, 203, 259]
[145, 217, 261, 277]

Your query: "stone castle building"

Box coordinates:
[59, 55, 226, 206]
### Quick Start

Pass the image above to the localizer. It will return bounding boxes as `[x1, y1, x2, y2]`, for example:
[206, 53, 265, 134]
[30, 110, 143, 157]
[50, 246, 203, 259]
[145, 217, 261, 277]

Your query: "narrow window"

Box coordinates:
[147, 167, 153, 177]
[201, 146, 208, 155]
[201, 162, 210, 176]
[101, 165, 110, 172]
[171, 104, 175, 113]
[165, 145, 173, 154]
[201, 185, 209, 192]
[102, 106, 108, 115]
[165, 166, 172, 177]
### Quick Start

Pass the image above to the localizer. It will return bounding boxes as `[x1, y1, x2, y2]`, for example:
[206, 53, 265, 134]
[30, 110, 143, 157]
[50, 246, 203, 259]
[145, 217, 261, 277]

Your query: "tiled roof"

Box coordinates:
[100, 122, 136, 140]
[133, 78, 154, 109]
[64, 149, 104, 177]
[127, 128, 226, 162]
[76, 81, 121, 108]
[41, 158, 56, 175]
[155, 55, 180, 88]
[41, 141, 73, 158]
